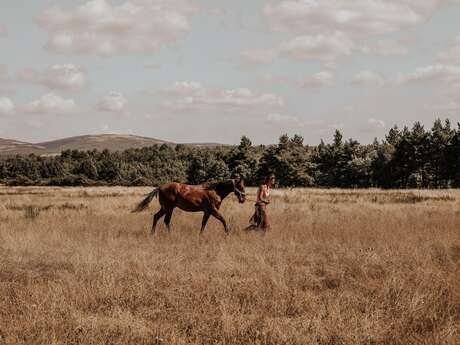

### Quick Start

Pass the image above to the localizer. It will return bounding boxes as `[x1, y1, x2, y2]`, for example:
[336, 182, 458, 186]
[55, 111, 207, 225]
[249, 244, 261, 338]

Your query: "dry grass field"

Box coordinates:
[0, 186, 459, 345]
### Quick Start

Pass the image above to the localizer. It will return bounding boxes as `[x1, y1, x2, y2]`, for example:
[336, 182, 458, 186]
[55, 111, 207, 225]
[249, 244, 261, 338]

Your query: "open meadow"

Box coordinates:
[0, 186, 459, 345]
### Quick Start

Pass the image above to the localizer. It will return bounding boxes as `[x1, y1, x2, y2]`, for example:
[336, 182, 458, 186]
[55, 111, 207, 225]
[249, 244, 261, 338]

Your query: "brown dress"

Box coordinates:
[248, 185, 270, 230]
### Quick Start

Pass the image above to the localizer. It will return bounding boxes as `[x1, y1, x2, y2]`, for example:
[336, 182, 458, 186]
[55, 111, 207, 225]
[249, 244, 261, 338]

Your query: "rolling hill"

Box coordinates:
[0, 134, 219, 155]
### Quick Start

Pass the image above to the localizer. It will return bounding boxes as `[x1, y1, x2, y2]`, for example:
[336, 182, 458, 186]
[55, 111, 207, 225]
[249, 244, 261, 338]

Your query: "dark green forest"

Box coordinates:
[2, 119, 460, 188]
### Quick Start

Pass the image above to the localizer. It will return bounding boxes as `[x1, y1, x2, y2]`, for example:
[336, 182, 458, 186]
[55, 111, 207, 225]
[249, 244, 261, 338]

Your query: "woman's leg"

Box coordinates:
[260, 205, 269, 230]
[246, 205, 261, 230]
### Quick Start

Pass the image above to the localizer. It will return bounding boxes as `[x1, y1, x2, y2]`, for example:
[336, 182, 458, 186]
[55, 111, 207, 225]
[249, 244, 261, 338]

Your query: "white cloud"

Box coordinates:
[97, 92, 128, 113]
[257, 71, 334, 89]
[36, 0, 197, 56]
[246, 1, 438, 65]
[259, 1, 441, 66]
[368, 118, 386, 129]
[162, 81, 204, 96]
[161, 81, 284, 113]
[266, 113, 343, 133]
[278, 32, 354, 62]
[243, 32, 354, 64]
[299, 71, 335, 88]
[438, 35, 460, 65]
[263, 1, 441, 38]
[266, 113, 301, 125]
[361, 39, 409, 57]
[0, 97, 15, 116]
[19, 64, 88, 91]
[396, 64, 460, 84]
[23, 93, 76, 114]
[352, 71, 385, 86]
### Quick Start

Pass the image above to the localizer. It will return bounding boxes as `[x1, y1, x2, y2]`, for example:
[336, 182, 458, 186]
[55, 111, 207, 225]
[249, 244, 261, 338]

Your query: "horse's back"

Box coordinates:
[158, 182, 210, 212]
[159, 182, 204, 194]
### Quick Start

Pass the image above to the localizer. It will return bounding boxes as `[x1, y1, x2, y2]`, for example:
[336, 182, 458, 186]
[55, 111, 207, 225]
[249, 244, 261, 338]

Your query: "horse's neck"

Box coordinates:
[215, 181, 233, 199]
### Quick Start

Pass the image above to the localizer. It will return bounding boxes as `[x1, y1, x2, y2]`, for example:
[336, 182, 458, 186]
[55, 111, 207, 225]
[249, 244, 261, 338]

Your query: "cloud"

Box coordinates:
[396, 64, 460, 84]
[299, 71, 335, 88]
[160, 81, 284, 113]
[266, 113, 301, 125]
[361, 39, 409, 57]
[263, 1, 441, 38]
[278, 32, 354, 62]
[258, 1, 441, 66]
[245, 1, 438, 65]
[0, 97, 15, 116]
[162, 81, 204, 96]
[97, 92, 128, 112]
[36, 0, 197, 56]
[438, 35, 460, 65]
[242, 32, 354, 64]
[368, 118, 386, 129]
[0, 24, 7, 36]
[19, 64, 88, 91]
[257, 71, 334, 89]
[352, 71, 386, 86]
[266, 113, 343, 133]
[23, 93, 76, 114]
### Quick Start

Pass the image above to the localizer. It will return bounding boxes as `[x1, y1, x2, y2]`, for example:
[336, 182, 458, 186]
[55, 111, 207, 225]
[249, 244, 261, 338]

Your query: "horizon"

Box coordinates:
[1, 1, 460, 145]
[0, 117, 456, 146]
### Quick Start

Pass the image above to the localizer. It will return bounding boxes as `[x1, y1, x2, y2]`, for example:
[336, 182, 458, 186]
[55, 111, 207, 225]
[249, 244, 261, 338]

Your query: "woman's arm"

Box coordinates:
[256, 185, 263, 203]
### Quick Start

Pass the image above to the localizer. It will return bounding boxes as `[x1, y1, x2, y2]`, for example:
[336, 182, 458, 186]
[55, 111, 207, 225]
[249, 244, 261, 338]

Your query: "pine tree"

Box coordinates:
[226, 136, 258, 184]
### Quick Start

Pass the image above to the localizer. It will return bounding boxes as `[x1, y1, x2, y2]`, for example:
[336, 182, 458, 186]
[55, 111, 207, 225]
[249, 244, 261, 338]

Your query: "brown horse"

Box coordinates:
[133, 179, 246, 234]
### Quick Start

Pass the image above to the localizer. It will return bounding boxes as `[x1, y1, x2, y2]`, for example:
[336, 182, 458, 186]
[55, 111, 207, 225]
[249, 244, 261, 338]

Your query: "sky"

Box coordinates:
[1, 0, 460, 145]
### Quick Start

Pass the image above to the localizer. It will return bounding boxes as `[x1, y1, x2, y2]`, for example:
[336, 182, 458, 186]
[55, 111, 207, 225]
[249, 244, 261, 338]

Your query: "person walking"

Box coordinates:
[247, 174, 275, 231]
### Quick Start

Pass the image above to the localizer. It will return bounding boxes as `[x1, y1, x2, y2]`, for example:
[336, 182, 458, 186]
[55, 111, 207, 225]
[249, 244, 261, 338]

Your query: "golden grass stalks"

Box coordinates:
[1, 187, 459, 344]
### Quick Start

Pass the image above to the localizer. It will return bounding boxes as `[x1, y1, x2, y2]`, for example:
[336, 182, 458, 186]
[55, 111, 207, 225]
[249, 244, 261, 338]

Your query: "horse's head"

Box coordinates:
[233, 178, 246, 203]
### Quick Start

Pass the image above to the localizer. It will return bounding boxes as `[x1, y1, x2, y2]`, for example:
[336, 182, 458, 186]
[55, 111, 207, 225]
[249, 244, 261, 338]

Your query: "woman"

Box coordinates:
[247, 174, 275, 231]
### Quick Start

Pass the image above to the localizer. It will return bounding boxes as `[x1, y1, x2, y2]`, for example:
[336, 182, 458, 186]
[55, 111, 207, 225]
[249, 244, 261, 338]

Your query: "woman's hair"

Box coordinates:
[264, 174, 275, 184]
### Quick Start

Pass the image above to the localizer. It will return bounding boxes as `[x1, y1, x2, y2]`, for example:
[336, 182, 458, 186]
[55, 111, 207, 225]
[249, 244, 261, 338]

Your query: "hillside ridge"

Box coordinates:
[0, 134, 223, 155]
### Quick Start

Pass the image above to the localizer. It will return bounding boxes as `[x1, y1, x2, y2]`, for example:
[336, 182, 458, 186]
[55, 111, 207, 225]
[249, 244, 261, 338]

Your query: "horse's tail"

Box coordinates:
[132, 188, 159, 212]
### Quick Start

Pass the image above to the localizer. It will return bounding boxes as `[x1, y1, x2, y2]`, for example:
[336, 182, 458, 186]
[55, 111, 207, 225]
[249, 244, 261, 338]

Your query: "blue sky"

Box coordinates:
[1, 0, 460, 144]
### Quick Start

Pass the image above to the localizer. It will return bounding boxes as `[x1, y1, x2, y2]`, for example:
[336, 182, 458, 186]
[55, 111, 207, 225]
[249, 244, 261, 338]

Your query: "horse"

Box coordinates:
[133, 179, 246, 234]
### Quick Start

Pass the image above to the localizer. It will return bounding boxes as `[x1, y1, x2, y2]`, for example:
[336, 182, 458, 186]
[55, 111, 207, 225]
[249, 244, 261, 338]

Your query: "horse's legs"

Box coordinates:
[152, 207, 166, 234]
[164, 208, 174, 232]
[200, 212, 211, 234]
[210, 208, 229, 233]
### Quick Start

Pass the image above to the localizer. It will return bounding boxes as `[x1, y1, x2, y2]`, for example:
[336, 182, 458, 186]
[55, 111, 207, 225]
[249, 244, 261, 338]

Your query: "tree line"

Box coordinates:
[1, 119, 460, 189]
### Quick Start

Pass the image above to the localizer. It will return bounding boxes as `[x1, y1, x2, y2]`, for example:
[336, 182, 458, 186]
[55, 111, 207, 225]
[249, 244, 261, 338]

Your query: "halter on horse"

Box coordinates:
[133, 179, 246, 235]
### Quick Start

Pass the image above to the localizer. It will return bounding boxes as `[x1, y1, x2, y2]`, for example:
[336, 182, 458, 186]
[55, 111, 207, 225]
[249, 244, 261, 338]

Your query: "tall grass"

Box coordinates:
[0, 187, 459, 345]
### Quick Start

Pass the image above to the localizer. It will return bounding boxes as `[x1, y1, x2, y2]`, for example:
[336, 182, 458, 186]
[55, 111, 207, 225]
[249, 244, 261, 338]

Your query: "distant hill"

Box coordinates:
[0, 138, 47, 155]
[0, 134, 223, 155]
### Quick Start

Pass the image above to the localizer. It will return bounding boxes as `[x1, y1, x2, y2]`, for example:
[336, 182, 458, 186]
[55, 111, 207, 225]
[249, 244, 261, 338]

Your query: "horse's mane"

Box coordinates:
[203, 179, 234, 191]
